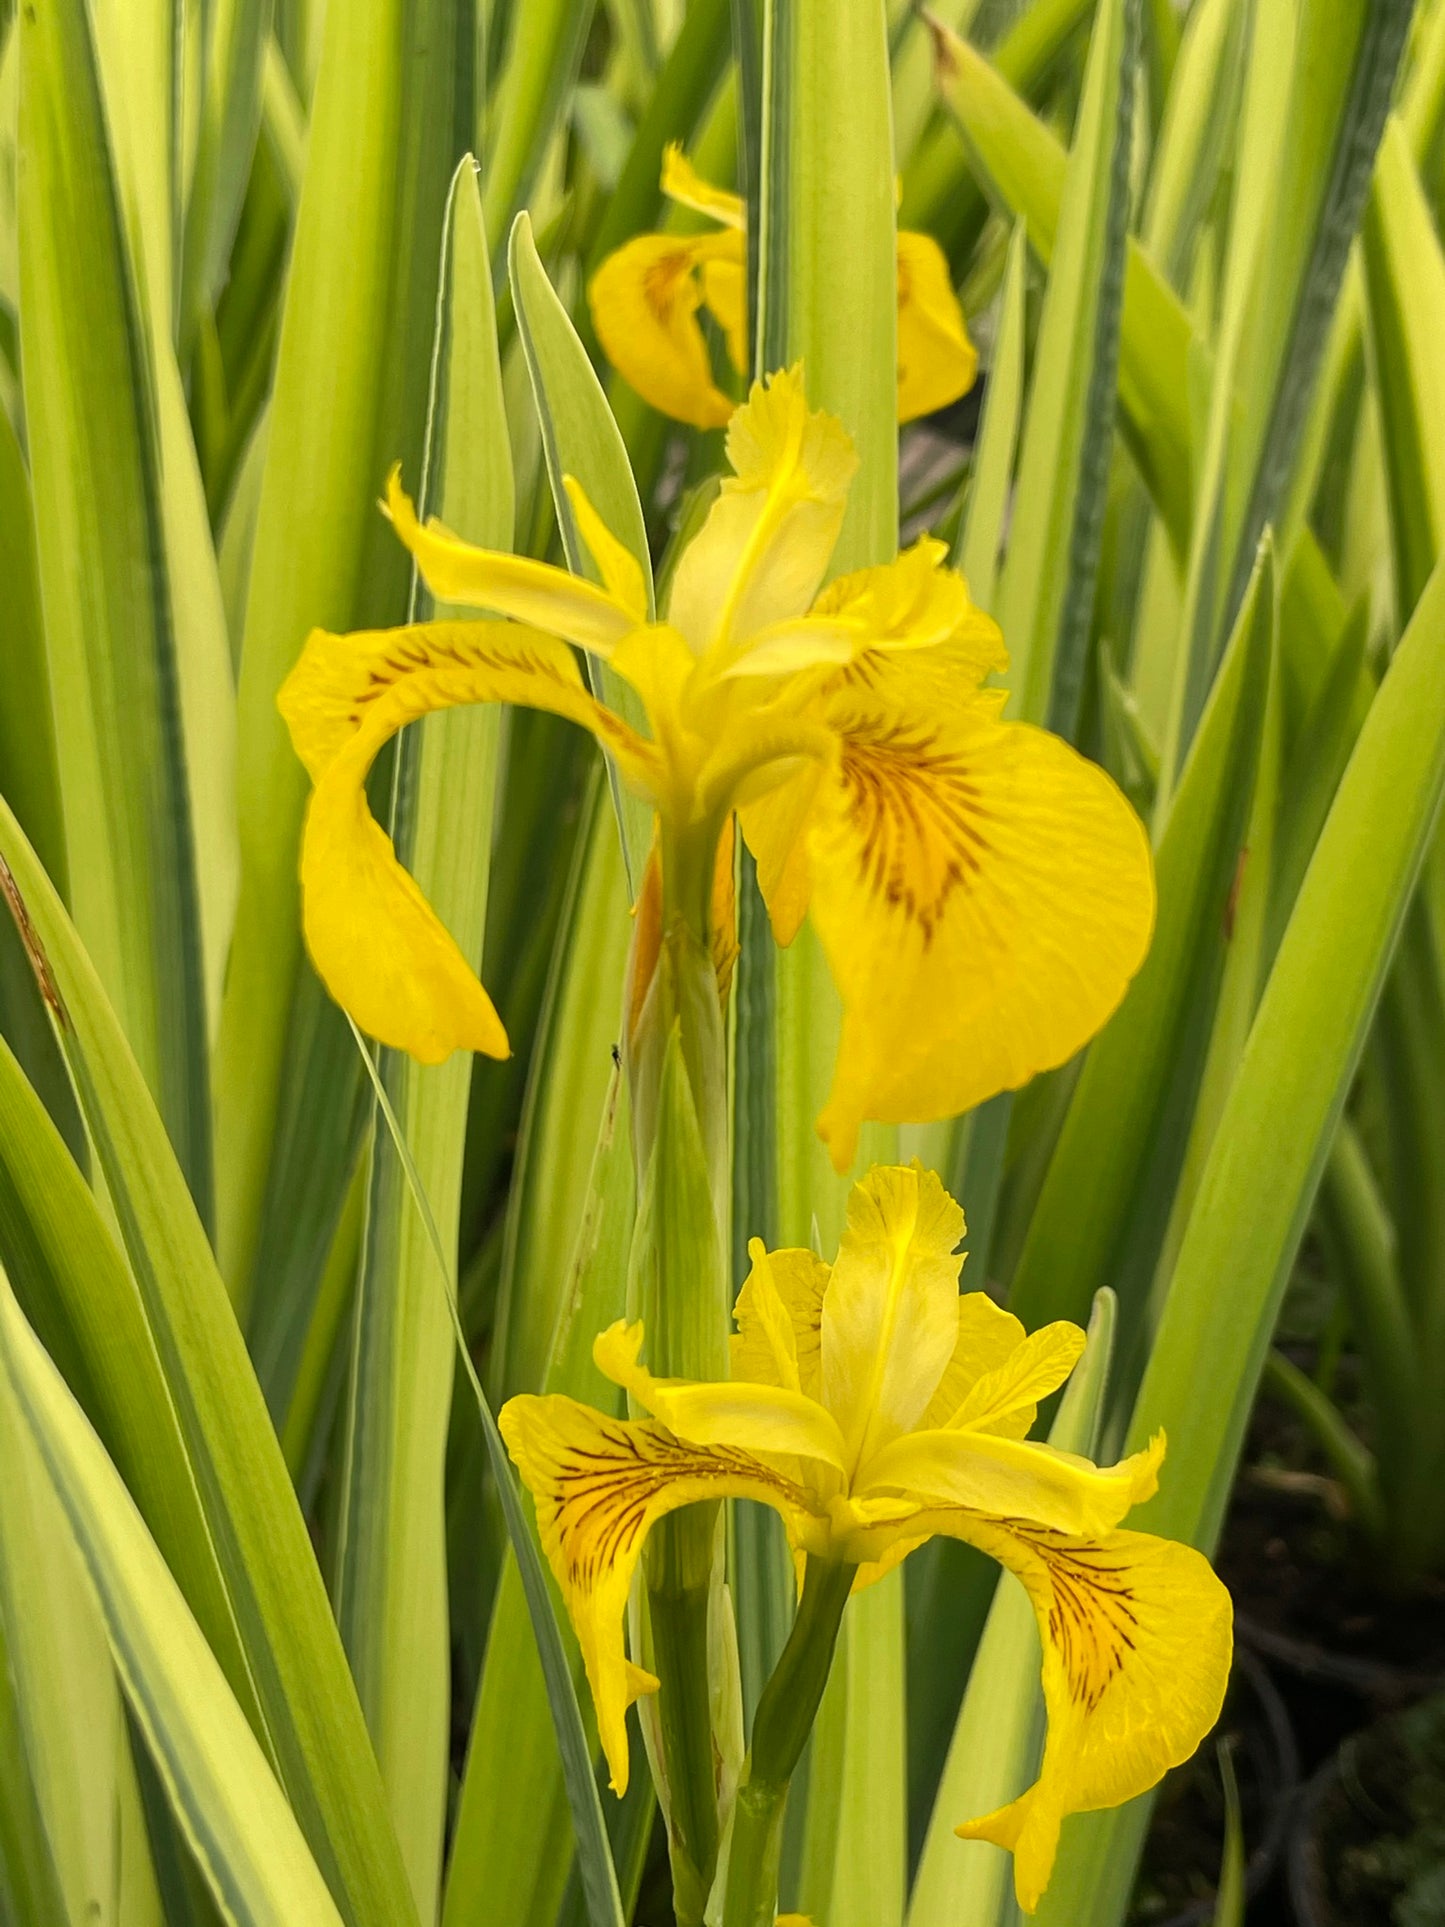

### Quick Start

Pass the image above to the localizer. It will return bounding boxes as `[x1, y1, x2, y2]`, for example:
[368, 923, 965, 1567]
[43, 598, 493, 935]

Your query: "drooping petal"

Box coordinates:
[949, 1521, 1232, 1913]
[667, 367, 858, 655]
[385, 470, 639, 649]
[500, 1392, 826, 1792]
[587, 230, 743, 431]
[725, 539, 1004, 682]
[856, 1428, 1163, 1540]
[918, 1292, 1028, 1430]
[820, 1163, 966, 1469]
[803, 673, 1154, 1171]
[701, 253, 749, 374]
[732, 1241, 831, 1399]
[279, 620, 658, 1059]
[593, 1320, 846, 1468]
[895, 229, 978, 423]
[945, 1321, 1087, 1436]
[661, 143, 746, 228]
[737, 761, 824, 946]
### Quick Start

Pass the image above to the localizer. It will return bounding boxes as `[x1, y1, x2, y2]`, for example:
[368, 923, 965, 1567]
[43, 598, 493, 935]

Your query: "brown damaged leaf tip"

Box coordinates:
[921, 7, 961, 81]
[0, 854, 67, 1027]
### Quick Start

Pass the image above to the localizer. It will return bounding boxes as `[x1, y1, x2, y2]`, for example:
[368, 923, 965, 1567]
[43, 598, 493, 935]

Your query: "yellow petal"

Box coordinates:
[856, 1429, 1164, 1540]
[732, 1241, 831, 1397]
[279, 620, 658, 1058]
[725, 539, 1004, 682]
[820, 1163, 966, 1469]
[918, 1292, 1028, 1431]
[805, 676, 1155, 1171]
[661, 142, 746, 229]
[562, 476, 649, 621]
[695, 707, 836, 824]
[701, 253, 749, 374]
[385, 469, 636, 650]
[946, 1321, 1087, 1436]
[500, 1392, 824, 1793]
[737, 761, 824, 947]
[895, 229, 978, 423]
[666, 367, 858, 655]
[593, 1320, 847, 1470]
[731, 1241, 802, 1390]
[951, 1523, 1232, 1913]
[587, 231, 741, 431]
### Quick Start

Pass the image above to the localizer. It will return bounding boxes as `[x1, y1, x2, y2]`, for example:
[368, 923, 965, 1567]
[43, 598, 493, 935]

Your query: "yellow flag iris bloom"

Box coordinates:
[278, 367, 1154, 1169]
[500, 1164, 1232, 1913]
[588, 146, 978, 428]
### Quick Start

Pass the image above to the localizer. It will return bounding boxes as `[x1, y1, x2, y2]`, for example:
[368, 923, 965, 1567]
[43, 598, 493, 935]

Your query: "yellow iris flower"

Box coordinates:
[588, 146, 978, 428]
[278, 367, 1154, 1169]
[500, 1164, 1232, 1913]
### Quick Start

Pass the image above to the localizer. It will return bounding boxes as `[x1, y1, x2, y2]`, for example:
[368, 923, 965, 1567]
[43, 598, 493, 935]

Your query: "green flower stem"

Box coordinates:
[644, 1503, 723, 1924]
[721, 1556, 856, 1927]
[626, 824, 734, 1923]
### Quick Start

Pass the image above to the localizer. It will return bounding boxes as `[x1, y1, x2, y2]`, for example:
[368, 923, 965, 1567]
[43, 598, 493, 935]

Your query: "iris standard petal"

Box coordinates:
[945, 1320, 1088, 1435]
[660, 142, 746, 228]
[724, 539, 1003, 682]
[279, 620, 658, 1059]
[500, 1392, 825, 1793]
[820, 1163, 965, 1468]
[802, 673, 1154, 1170]
[385, 469, 640, 648]
[896, 228, 979, 423]
[563, 475, 650, 618]
[587, 229, 743, 431]
[666, 367, 857, 655]
[732, 1241, 830, 1398]
[918, 1292, 1029, 1431]
[950, 1522, 1232, 1913]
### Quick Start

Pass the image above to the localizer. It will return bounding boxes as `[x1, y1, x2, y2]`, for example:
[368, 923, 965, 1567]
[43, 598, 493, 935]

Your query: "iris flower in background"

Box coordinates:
[501, 1164, 1233, 1914]
[588, 146, 978, 428]
[278, 367, 1154, 1168]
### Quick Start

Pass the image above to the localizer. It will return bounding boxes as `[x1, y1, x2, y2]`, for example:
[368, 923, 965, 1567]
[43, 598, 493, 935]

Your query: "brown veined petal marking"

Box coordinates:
[948, 1517, 1232, 1913]
[803, 668, 1155, 1169]
[500, 1392, 824, 1794]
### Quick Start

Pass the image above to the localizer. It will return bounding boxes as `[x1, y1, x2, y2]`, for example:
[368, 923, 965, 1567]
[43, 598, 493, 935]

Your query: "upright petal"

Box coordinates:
[895, 230, 978, 423]
[661, 143, 746, 228]
[950, 1521, 1232, 1913]
[385, 470, 637, 650]
[563, 476, 650, 620]
[804, 674, 1154, 1170]
[587, 231, 742, 430]
[724, 539, 1003, 682]
[667, 367, 858, 655]
[732, 1242, 831, 1398]
[945, 1321, 1087, 1436]
[279, 620, 658, 1059]
[820, 1164, 965, 1468]
[917, 1292, 1028, 1431]
[500, 1393, 826, 1793]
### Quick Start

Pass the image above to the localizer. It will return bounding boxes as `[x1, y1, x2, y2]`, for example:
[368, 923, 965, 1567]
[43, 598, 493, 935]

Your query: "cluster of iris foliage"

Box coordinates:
[0, 1, 1444, 1926]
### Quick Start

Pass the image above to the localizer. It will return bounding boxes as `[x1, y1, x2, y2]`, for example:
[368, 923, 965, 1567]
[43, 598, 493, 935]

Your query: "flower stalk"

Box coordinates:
[720, 1555, 856, 1927]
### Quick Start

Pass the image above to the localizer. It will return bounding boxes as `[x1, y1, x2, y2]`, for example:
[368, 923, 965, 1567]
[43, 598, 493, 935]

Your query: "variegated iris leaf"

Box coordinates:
[587, 146, 979, 427]
[501, 1165, 1232, 1914]
[278, 368, 1155, 1168]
